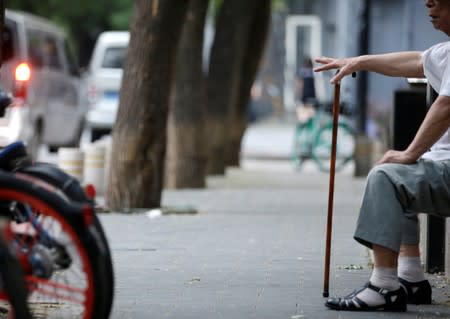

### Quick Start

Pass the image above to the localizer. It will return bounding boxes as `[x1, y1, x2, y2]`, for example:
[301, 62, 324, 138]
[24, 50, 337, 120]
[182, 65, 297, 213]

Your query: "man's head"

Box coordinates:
[425, 0, 450, 35]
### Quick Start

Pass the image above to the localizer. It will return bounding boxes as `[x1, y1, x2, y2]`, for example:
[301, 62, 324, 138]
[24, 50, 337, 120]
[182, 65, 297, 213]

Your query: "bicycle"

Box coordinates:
[14, 149, 115, 319]
[291, 101, 356, 172]
[0, 140, 114, 318]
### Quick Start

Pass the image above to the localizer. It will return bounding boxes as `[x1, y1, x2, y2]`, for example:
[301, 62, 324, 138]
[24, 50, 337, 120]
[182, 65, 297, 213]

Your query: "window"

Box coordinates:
[2, 22, 16, 63]
[27, 30, 62, 70]
[101, 47, 126, 69]
[63, 40, 80, 76]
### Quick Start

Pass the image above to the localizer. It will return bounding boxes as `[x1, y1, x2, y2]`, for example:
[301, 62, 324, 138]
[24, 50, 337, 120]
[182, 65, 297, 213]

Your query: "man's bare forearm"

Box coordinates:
[358, 52, 424, 78]
[406, 96, 450, 160]
[377, 96, 450, 165]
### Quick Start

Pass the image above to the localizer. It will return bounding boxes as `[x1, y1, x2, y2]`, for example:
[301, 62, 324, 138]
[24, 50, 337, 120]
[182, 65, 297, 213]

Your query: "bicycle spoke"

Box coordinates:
[312, 124, 355, 172]
[28, 276, 86, 303]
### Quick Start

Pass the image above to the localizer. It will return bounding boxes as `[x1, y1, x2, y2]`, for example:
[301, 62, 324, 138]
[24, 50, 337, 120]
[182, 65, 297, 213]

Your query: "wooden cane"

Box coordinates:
[322, 79, 341, 298]
[322, 72, 356, 298]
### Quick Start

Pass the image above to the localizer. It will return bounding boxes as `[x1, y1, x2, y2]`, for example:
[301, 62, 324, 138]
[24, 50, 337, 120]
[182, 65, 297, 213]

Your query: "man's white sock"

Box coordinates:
[398, 256, 426, 283]
[356, 267, 399, 306]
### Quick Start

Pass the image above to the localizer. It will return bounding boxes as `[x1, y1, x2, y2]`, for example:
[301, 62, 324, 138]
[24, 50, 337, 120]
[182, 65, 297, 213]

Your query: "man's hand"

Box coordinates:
[314, 56, 360, 84]
[377, 150, 417, 165]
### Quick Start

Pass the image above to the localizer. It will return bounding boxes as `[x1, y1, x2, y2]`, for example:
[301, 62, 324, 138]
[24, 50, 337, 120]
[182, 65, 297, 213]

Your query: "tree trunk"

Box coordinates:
[0, 0, 4, 65]
[107, 0, 188, 210]
[206, 0, 257, 175]
[227, 0, 272, 166]
[165, 0, 209, 189]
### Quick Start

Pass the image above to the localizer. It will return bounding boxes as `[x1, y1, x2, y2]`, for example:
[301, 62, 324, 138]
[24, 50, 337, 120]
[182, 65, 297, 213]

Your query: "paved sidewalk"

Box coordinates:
[99, 162, 450, 319]
[240, 117, 296, 160]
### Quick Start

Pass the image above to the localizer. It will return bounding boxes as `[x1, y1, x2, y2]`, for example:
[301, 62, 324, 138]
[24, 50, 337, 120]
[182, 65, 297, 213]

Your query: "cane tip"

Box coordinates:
[323, 291, 329, 298]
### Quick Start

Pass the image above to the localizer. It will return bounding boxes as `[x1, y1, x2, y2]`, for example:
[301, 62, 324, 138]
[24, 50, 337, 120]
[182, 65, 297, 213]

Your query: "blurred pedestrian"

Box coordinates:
[295, 57, 317, 123]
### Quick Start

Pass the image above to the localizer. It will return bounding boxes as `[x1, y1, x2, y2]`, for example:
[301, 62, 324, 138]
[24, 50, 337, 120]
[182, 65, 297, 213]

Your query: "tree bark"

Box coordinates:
[165, 0, 209, 189]
[227, 0, 271, 166]
[0, 0, 4, 65]
[107, 0, 188, 209]
[206, 0, 257, 175]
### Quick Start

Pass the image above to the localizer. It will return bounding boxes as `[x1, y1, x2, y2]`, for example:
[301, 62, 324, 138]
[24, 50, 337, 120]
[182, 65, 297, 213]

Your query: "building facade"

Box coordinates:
[281, 0, 447, 140]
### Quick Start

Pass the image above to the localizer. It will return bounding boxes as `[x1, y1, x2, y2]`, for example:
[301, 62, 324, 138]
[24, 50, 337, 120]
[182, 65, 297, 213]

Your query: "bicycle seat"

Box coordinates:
[0, 141, 31, 170]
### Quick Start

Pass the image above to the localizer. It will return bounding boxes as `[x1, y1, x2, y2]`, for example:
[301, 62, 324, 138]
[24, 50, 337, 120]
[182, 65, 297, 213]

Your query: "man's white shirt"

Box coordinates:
[420, 41, 450, 161]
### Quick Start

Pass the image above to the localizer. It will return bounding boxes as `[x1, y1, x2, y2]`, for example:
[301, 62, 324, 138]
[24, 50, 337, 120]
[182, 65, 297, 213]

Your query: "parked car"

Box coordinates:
[0, 10, 85, 158]
[83, 31, 129, 142]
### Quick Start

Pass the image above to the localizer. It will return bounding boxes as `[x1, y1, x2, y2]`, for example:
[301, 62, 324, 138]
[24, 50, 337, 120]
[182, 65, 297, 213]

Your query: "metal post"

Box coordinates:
[356, 0, 370, 134]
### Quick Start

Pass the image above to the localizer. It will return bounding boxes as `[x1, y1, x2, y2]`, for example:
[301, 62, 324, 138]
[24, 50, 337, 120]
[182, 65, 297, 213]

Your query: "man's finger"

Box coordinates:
[315, 56, 334, 63]
[331, 70, 345, 84]
[314, 61, 340, 72]
[314, 65, 336, 72]
[376, 155, 388, 165]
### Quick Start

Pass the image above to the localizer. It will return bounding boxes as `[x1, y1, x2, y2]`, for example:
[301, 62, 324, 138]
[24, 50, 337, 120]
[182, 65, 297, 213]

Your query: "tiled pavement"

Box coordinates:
[99, 164, 450, 319]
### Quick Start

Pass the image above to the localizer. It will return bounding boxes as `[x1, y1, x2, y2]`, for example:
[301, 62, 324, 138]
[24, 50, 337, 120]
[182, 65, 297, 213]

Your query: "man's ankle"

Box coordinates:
[370, 267, 399, 290]
[398, 256, 426, 283]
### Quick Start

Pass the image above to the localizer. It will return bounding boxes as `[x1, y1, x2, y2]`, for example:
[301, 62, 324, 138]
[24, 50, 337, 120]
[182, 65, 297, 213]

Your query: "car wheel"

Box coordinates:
[91, 128, 110, 143]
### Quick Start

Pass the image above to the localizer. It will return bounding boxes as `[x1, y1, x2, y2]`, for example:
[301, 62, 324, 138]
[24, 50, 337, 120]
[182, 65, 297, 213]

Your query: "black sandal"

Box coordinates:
[325, 282, 407, 312]
[399, 278, 432, 305]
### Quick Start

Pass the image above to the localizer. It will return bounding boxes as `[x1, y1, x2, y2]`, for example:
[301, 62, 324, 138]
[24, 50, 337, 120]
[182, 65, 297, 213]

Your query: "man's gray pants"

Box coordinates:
[354, 159, 450, 253]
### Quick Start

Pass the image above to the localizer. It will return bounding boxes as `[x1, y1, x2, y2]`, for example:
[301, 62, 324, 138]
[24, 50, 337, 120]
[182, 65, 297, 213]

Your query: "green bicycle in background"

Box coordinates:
[291, 101, 356, 172]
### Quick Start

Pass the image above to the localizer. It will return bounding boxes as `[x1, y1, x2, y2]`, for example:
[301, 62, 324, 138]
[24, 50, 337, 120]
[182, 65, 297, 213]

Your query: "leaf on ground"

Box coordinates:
[187, 277, 201, 284]
[339, 264, 364, 270]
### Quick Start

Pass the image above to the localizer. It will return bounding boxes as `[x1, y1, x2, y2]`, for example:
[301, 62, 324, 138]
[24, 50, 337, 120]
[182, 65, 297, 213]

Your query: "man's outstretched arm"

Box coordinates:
[314, 51, 424, 84]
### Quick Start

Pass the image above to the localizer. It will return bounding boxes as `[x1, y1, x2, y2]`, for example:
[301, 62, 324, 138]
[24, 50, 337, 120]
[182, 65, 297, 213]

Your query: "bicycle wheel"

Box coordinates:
[311, 122, 355, 172]
[18, 163, 114, 318]
[0, 224, 32, 319]
[0, 172, 109, 319]
[291, 123, 311, 170]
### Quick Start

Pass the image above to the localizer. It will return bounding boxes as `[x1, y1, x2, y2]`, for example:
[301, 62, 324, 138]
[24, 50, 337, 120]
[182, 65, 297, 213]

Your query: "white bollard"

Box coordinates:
[102, 139, 112, 195]
[83, 145, 106, 196]
[92, 136, 112, 196]
[57, 148, 84, 181]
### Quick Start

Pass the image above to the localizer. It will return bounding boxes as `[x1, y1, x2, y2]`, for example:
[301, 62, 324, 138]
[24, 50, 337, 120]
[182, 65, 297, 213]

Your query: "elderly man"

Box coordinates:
[314, 0, 450, 312]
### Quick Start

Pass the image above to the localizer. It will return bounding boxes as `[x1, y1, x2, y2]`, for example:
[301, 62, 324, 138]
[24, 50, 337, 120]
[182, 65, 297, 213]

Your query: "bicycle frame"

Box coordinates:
[292, 105, 355, 171]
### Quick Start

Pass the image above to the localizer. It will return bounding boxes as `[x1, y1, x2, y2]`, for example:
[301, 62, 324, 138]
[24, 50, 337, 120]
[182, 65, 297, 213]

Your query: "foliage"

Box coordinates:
[210, 0, 286, 24]
[209, 0, 222, 22]
[272, 0, 288, 12]
[6, 0, 133, 63]
[6, 0, 132, 30]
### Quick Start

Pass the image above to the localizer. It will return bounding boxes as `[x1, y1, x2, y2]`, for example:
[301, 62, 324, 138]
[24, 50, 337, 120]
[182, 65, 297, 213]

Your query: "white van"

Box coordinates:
[84, 31, 129, 142]
[0, 10, 85, 158]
